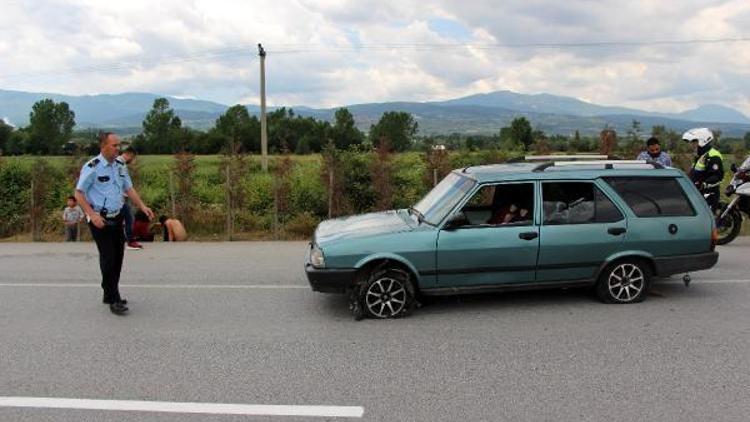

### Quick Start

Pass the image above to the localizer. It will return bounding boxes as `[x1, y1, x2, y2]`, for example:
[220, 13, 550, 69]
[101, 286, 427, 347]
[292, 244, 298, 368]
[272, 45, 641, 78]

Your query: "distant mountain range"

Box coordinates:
[2, 88, 749, 137]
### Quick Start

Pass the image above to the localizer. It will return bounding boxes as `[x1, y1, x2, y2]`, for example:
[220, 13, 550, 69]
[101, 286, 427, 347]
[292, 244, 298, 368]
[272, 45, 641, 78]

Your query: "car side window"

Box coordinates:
[456, 183, 534, 227]
[543, 182, 623, 225]
[604, 177, 696, 217]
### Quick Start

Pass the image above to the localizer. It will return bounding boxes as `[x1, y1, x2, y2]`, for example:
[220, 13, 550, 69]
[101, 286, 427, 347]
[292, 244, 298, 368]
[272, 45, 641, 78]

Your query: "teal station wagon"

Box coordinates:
[305, 157, 719, 319]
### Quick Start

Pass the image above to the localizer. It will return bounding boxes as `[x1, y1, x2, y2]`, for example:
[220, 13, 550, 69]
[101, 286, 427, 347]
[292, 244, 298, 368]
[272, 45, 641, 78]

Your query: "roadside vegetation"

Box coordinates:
[1, 97, 748, 241]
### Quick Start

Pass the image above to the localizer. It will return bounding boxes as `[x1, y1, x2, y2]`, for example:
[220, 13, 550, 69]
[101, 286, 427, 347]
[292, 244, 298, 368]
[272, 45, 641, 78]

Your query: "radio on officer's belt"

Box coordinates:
[99, 199, 108, 218]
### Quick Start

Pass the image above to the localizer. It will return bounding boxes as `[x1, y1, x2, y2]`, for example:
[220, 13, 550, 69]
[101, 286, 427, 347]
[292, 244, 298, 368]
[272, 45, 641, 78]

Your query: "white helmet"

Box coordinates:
[682, 127, 714, 147]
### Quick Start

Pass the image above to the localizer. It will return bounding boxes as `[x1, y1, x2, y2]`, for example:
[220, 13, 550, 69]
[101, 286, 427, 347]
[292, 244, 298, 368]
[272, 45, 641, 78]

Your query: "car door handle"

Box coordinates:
[608, 227, 627, 236]
[519, 232, 538, 240]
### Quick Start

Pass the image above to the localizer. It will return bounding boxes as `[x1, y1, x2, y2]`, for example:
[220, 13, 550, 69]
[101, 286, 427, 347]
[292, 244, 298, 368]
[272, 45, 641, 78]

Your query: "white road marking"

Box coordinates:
[661, 278, 750, 285]
[0, 283, 308, 289]
[0, 397, 364, 418]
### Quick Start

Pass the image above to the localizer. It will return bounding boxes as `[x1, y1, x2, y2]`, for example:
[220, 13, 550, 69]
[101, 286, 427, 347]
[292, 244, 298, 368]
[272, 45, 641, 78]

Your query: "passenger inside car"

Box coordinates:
[486, 184, 534, 226]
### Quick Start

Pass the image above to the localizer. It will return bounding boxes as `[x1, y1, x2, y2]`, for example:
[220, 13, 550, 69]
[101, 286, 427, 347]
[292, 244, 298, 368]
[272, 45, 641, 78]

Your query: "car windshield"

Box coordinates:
[413, 172, 476, 225]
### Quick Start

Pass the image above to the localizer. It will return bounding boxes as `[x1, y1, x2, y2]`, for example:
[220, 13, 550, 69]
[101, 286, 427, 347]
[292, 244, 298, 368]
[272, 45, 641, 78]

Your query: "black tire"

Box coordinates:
[355, 267, 416, 319]
[715, 207, 742, 246]
[596, 260, 651, 304]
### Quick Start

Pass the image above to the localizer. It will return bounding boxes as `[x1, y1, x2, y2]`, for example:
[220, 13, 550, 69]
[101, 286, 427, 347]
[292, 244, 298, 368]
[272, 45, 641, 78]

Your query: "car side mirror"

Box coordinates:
[443, 212, 465, 230]
[731, 163, 738, 173]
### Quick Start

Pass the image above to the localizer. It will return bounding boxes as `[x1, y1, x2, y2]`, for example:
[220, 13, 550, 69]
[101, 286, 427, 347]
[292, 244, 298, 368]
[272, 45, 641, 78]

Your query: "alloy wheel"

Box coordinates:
[607, 263, 645, 302]
[365, 277, 407, 318]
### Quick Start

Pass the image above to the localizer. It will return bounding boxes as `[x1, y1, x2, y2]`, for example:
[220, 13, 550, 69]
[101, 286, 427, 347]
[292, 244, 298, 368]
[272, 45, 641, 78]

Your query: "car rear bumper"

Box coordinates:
[653, 251, 719, 276]
[305, 264, 357, 294]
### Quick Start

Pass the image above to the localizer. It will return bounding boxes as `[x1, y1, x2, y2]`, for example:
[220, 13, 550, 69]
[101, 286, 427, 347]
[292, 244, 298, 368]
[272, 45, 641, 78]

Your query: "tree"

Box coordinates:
[368, 111, 418, 152]
[141, 98, 183, 153]
[744, 132, 750, 150]
[0, 119, 13, 154]
[509, 117, 533, 152]
[5, 129, 27, 155]
[599, 129, 617, 155]
[214, 105, 260, 153]
[624, 120, 642, 156]
[330, 108, 364, 150]
[27, 99, 76, 154]
[499, 126, 516, 150]
[532, 129, 550, 155]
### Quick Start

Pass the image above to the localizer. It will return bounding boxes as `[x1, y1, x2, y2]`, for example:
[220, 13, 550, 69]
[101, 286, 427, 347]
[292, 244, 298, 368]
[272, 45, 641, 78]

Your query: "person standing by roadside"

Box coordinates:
[636, 137, 673, 167]
[117, 146, 143, 250]
[75, 132, 154, 315]
[62, 196, 84, 241]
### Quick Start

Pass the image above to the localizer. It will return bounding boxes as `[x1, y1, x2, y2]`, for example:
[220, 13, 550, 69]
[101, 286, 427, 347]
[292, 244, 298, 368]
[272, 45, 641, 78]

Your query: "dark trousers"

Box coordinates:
[122, 201, 134, 242]
[65, 225, 78, 241]
[89, 215, 125, 303]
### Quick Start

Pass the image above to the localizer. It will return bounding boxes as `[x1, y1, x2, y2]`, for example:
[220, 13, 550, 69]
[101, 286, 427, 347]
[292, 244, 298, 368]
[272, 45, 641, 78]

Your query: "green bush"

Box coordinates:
[0, 160, 31, 237]
[285, 211, 320, 237]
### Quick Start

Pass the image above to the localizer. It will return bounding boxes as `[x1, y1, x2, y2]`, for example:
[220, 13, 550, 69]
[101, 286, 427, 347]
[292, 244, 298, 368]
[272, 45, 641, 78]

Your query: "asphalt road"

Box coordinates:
[0, 240, 749, 421]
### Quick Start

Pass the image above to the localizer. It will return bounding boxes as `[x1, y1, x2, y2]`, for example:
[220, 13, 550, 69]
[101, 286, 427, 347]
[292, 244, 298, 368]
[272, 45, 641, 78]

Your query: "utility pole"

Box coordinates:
[258, 43, 268, 172]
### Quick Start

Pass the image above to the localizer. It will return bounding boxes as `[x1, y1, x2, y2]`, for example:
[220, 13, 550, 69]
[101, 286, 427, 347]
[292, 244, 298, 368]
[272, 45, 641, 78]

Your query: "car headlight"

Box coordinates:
[310, 244, 326, 268]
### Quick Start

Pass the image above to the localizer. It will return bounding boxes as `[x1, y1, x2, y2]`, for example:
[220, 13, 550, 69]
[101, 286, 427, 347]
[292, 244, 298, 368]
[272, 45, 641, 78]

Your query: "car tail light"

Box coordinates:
[711, 228, 718, 251]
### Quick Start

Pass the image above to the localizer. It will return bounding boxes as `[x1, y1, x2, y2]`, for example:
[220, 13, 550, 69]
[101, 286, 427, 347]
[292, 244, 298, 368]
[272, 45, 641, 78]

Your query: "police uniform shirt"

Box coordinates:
[76, 153, 133, 215]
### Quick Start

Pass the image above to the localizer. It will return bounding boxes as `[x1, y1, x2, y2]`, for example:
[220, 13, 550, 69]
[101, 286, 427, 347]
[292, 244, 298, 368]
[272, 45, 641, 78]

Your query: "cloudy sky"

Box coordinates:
[1, 0, 749, 115]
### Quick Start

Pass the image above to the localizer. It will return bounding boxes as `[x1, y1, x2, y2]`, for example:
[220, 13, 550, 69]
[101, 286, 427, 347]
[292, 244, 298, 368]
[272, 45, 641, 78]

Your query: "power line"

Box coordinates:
[0, 46, 258, 80]
[1, 36, 748, 80]
[266, 36, 750, 53]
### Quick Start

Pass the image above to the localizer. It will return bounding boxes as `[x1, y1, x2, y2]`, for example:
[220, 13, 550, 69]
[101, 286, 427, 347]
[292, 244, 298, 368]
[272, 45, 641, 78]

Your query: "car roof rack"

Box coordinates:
[533, 159, 665, 172]
[508, 154, 613, 163]
[523, 154, 609, 162]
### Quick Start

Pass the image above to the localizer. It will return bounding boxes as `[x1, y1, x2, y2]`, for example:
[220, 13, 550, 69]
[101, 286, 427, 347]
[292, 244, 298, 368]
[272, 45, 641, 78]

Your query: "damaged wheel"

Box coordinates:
[357, 267, 416, 319]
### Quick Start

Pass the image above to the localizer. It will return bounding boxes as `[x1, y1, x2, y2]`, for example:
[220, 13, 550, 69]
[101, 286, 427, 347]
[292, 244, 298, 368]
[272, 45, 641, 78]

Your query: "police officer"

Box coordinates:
[683, 127, 724, 207]
[75, 132, 154, 315]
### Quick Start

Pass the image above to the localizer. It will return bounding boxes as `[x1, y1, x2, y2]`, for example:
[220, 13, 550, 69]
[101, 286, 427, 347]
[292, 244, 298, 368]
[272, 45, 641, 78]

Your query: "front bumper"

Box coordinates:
[305, 264, 357, 294]
[653, 251, 719, 276]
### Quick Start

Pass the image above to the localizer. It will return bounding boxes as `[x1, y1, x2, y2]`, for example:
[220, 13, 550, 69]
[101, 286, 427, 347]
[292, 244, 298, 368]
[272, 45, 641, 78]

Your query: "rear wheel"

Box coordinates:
[714, 206, 742, 246]
[596, 260, 650, 304]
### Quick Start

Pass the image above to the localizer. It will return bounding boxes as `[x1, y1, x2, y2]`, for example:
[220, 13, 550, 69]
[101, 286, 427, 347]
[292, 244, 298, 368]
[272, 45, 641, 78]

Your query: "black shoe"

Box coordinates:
[109, 302, 128, 315]
[103, 296, 127, 305]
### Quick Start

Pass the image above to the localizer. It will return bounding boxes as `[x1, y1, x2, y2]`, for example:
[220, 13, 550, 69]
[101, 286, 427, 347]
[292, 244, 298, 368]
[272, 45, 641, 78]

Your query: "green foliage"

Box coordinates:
[267, 108, 329, 153]
[214, 105, 260, 153]
[5, 130, 28, 155]
[341, 148, 376, 213]
[0, 119, 13, 153]
[138, 98, 183, 153]
[369, 111, 418, 152]
[331, 108, 364, 150]
[392, 153, 428, 209]
[285, 212, 320, 237]
[0, 160, 31, 236]
[508, 117, 533, 152]
[289, 159, 327, 217]
[244, 172, 274, 213]
[27, 99, 76, 154]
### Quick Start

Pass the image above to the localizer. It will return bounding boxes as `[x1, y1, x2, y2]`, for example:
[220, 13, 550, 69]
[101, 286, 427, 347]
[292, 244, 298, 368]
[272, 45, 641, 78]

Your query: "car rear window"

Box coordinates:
[603, 177, 696, 217]
[542, 182, 623, 225]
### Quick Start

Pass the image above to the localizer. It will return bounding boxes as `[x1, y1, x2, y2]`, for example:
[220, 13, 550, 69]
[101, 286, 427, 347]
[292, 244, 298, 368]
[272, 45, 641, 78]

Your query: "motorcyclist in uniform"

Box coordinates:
[683, 127, 724, 207]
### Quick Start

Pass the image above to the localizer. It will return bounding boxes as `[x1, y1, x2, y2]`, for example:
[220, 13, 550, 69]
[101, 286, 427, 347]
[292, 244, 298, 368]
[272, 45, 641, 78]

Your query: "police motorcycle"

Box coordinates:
[712, 156, 750, 245]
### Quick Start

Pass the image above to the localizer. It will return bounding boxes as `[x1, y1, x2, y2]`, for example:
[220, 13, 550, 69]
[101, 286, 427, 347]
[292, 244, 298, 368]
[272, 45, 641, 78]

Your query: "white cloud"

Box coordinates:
[0, 0, 748, 117]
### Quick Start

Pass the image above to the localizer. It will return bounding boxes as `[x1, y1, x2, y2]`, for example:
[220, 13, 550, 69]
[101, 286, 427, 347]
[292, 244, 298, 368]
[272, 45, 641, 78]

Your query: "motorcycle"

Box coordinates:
[712, 156, 750, 245]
